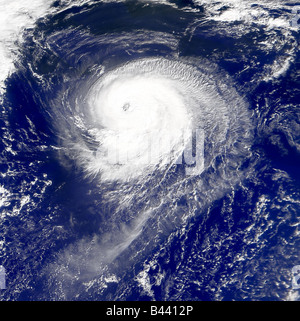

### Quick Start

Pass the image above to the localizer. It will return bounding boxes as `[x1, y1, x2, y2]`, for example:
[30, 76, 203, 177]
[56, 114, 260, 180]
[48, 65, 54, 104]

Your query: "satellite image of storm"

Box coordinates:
[0, 0, 299, 302]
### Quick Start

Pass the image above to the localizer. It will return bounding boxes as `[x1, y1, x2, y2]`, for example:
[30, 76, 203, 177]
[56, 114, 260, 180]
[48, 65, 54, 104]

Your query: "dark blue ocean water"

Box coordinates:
[0, 0, 299, 301]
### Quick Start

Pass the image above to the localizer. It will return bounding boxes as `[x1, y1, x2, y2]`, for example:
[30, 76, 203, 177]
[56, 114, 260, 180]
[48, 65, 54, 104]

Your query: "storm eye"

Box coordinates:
[122, 103, 130, 111]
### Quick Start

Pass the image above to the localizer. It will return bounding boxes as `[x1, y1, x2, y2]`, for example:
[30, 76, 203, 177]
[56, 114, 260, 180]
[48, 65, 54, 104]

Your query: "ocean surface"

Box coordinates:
[0, 0, 299, 301]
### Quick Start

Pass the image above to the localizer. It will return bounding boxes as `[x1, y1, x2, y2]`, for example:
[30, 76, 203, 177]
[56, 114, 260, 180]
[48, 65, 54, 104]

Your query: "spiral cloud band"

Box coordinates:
[47, 55, 253, 283]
